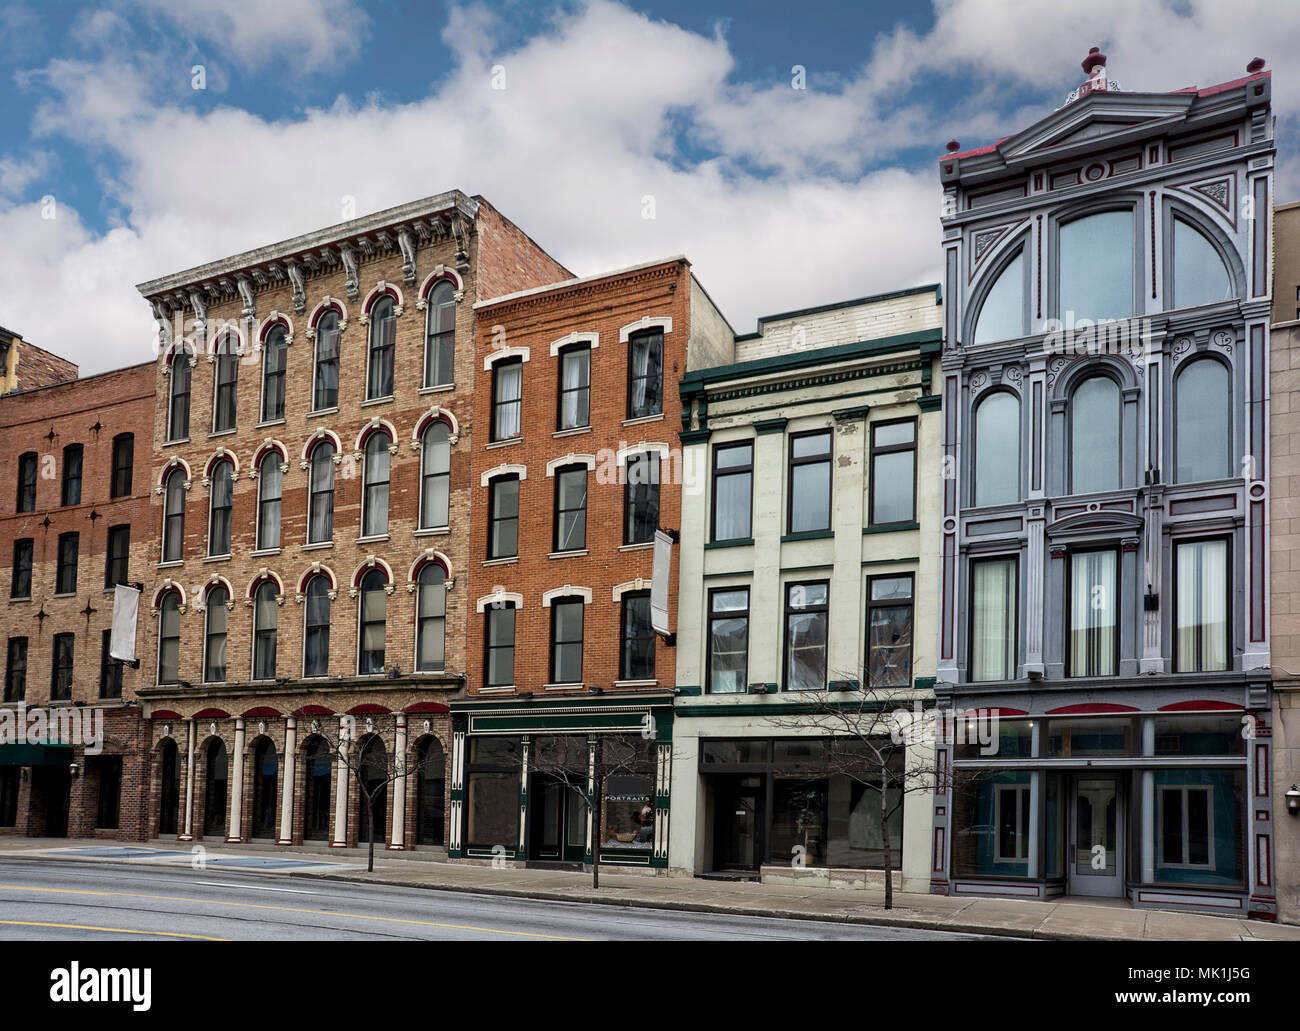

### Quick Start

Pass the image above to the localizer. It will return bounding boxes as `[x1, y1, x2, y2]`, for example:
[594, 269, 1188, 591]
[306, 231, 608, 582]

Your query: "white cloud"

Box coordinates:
[0, 0, 1293, 373]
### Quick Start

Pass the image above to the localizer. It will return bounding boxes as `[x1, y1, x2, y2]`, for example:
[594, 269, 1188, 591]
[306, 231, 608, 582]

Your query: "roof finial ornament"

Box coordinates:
[1062, 45, 1118, 106]
[1247, 57, 1266, 74]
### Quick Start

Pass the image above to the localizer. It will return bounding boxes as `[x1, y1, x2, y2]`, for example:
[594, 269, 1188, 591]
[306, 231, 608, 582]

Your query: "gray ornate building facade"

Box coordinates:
[930, 51, 1278, 917]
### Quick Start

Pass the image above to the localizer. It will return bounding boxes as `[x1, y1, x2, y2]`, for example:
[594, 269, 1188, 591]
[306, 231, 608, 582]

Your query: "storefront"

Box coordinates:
[448, 693, 673, 869]
[934, 704, 1270, 914]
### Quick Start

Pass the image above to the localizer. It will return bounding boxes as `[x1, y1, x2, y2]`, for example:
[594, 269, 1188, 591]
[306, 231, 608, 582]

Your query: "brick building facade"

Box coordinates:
[131, 191, 570, 849]
[0, 359, 155, 841]
[449, 257, 733, 868]
[0, 327, 79, 394]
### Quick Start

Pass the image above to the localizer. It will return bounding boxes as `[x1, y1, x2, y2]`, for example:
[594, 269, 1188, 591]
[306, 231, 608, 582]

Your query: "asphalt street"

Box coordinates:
[0, 858, 1001, 941]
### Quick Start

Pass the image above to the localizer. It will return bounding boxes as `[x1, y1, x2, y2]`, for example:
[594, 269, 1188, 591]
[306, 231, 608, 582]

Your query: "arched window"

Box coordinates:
[162, 469, 186, 563]
[1059, 210, 1134, 322]
[168, 353, 191, 442]
[367, 295, 396, 400]
[358, 569, 387, 674]
[973, 392, 1020, 506]
[424, 280, 455, 388]
[251, 738, 278, 839]
[208, 459, 233, 557]
[359, 736, 387, 844]
[973, 251, 1026, 344]
[1070, 375, 1121, 494]
[362, 433, 391, 537]
[313, 310, 341, 411]
[256, 453, 282, 551]
[252, 580, 278, 681]
[1171, 218, 1233, 310]
[1175, 359, 1231, 483]
[416, 564, 446, 672]
[308, 440, 335, 544]
[213, 335, 239, 432]
[157, 590, 181, 685]
[416, 738, 446, 845]
[203, 739, 228, 837]
[158, 738, 180, 836]
[303, 575, 331, 677]
[303, 737, 332, 840]
[261, 325, 288, 422]
[419, 422, 450, 529]
[204, 585, 228, 683]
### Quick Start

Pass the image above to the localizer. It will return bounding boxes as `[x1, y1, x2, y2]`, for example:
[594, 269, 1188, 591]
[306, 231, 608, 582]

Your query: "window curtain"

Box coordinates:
[971, 560, 1015, 681]
[495, 363, 522, 438]
[1070, 551, 1117, 676]
[1177, 540, 1228, 672]
[560, 351, 588, 428]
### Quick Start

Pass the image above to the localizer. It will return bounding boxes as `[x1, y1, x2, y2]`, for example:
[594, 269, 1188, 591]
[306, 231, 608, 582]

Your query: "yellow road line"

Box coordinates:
[0, 918, 225, 940]
[0, 884, 586, 940]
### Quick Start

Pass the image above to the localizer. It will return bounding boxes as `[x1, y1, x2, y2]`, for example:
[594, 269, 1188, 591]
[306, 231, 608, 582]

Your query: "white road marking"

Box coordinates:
[193, 881, 321, 895]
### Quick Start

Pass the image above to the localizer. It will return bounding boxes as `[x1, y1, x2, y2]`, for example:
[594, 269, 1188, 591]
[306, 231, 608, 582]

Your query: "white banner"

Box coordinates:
[110, 584, 140, 662]
[651, 529, 673, 636]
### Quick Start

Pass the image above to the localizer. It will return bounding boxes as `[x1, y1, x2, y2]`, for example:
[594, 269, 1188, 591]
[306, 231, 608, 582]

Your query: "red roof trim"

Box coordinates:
[150, 709, 183, 720]
[403, 702, 450, 714]
[241, 706, 281, 718]
[293, 704, 336, 717]
[1045, 702, 1139, 715]
[193, 707, 231, 719]
[1157, 700, 1244, 712]
[346, 703, 392, 715]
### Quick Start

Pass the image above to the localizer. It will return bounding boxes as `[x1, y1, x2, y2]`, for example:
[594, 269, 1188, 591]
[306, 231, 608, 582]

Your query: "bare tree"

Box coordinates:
[311, 716, 435, 873]
[528, 732, 656, 889]
[771, 685, 935, 909]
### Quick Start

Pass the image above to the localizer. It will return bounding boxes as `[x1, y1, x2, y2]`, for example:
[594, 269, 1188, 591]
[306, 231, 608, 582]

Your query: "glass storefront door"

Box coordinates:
[527, 773, 587, 862]
[1069, 775, 1124, 897]
[713, 775, 762, 871]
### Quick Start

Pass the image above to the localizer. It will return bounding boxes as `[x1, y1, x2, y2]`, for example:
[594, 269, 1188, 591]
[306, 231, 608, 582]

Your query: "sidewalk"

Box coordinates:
[2, 837, 1296, 941]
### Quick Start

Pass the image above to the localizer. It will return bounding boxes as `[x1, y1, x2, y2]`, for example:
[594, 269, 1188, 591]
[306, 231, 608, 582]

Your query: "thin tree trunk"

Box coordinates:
[880, 768, 893, 910]
[591, 737, 603, 889]
[366, 791, 376, 873]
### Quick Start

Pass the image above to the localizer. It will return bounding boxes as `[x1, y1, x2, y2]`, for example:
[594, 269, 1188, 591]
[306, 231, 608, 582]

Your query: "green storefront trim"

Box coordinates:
[0, 742, 73, 766]
[863, 521, 920, 534]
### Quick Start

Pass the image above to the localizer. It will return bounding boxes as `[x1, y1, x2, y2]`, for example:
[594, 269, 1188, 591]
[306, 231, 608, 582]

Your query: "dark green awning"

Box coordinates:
[0, 743, 74, 766]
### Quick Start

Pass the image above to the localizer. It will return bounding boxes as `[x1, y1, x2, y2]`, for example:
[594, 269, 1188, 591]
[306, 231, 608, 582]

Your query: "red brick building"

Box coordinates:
[132, 191, 570, 849]
[0, 356, 156, 840]
[450, 256, 734, 869]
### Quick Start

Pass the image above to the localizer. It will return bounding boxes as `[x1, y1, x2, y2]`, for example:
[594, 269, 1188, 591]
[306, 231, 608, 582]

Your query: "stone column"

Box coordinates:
[389, 714, 407, 850]
[179, 719, 195, 841]
[226, 717, 245, 842]
[331, 718, 350, 847]
[277, 716, 296, 845]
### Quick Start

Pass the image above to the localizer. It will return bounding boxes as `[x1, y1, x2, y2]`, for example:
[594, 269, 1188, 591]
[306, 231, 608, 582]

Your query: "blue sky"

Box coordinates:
[1, 0, 1296, 373]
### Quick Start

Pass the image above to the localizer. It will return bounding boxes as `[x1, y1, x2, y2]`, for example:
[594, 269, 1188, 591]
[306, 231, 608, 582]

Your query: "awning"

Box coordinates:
[0, 743, 74, 766]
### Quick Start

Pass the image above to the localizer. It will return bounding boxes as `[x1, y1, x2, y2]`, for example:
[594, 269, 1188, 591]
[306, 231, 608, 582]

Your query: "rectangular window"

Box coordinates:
[4, 637, 26, 702]
[557, 345, 590, 430]
[485, 604, 516, 687]
[1159, 785, 1213, 868]
[105, 524, 130, 588]
[488, 476, 519, 559]
[213, 350, 239, 432]
[554, 466, 587, 552]
[970, 556, 1017, 681]
[1068, 549, 1118, 677]
[16, 452, 37, 513]
[866, 575, 913, 688]
[50, 632, 74, 700]
[1175, 538, 1229, 673]
[869, 419, 916, 525]
[627, 330, 663, 419]
[783, 581, 829, 691]
[61, 444, 83, 506]
[550, 598, 584, 684]
[707, 588, 749, 694]
[55, 532, 78, 595]
[620, 591, 655, 681]
[788, 430, 832, 534]
[261, 337, 287, 422]
[99, 628, 122, 699]
[11, 539, 32, 599]
[711, 441, 753, 542]
[995, 784, 1032, 862]
[491, 358, 522, 441]
[111, 435, 134, 498]
[624, 451, 660, 545]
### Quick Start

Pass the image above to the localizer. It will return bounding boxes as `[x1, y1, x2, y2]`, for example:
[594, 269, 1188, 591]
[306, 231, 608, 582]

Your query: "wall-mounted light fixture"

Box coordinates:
[1286, 784, 1300, 816]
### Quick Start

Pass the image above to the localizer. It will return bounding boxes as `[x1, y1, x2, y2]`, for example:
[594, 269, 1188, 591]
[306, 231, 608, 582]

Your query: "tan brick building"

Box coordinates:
[0, 357, 155, 840]
[1271, 201, 1300, 922]
[451, 256, 733, 868]
[132, 191, 570, 850]
[0, 327, 79, 395]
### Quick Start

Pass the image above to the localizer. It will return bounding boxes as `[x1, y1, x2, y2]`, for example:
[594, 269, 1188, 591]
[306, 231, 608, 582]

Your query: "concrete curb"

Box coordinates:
[292, 869, 1056, 939]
